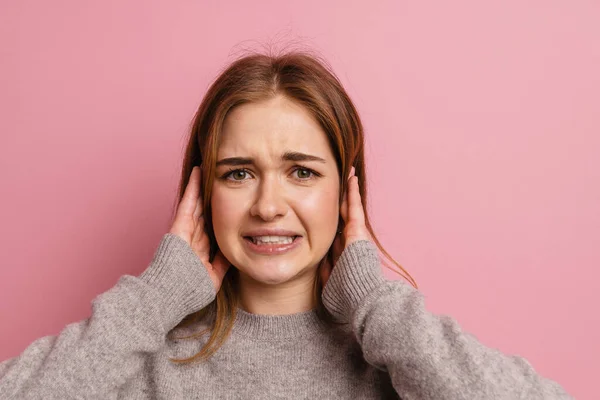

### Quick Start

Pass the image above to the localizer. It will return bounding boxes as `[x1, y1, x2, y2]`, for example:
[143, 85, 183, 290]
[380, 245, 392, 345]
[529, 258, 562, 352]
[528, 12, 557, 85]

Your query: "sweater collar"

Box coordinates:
[231, 307, 330, 340]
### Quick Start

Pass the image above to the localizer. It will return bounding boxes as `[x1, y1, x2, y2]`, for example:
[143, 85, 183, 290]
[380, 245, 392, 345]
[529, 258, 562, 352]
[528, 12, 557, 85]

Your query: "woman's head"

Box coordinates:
[180, 51, 367, 285]
[171, 50, 415, 363]
[212, 94, 341, 289]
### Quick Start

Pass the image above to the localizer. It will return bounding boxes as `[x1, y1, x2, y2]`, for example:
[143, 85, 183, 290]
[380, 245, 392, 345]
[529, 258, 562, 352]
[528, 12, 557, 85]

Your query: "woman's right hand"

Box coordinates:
[169, 166, 230, 291]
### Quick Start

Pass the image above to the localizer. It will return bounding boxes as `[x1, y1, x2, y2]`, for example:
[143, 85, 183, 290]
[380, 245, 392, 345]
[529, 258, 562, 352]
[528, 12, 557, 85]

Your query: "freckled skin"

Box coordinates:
[211, 95, 340, 297]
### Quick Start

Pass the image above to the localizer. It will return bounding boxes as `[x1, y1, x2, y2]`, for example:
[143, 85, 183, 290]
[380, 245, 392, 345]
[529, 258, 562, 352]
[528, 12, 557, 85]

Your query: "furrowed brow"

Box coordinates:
[282, 151, 326, 163]
[215, 152, 326, 167]
[215, 157, 254, 167]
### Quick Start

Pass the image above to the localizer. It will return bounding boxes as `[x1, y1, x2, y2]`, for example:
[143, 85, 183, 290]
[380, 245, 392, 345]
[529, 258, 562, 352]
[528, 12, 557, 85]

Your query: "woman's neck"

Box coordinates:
[237, 271, 317, 315]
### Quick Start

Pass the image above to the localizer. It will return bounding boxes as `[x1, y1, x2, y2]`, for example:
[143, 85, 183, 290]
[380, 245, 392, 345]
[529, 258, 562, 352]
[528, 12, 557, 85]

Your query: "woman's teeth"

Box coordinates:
[251, 236, 295, 245]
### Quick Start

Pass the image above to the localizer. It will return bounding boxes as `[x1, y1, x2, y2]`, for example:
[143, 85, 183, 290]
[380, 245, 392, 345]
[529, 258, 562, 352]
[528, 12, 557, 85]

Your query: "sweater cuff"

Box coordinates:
[322, 239, 387, 322]
[139, 233, 216, 330]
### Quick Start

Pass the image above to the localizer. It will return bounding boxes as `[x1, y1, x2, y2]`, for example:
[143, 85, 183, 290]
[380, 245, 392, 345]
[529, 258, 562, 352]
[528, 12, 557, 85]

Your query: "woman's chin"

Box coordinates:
[245, 270, 299, 286]
[238, 263, 311, 287]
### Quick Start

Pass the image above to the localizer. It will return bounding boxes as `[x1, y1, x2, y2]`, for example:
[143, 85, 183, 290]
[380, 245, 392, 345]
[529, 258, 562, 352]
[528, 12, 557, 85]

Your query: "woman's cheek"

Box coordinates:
[299, 186, 339, 231]
[210, 187, 240, 238]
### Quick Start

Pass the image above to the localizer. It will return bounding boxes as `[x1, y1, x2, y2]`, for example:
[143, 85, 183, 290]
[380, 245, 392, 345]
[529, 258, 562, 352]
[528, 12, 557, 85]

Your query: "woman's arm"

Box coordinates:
[322, 240, 573, 400]
[0, 233, 216, 400]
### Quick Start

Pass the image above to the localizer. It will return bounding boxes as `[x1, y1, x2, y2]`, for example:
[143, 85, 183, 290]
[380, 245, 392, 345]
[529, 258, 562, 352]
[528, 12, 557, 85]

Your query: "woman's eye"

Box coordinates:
[225, 169, 249, 181]
[294, 168, 314, 179]
[223, 167, 317, 182]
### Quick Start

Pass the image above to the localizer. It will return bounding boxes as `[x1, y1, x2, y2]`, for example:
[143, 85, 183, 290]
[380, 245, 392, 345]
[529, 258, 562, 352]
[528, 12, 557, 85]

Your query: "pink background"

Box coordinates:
[1, 1, 598, 398]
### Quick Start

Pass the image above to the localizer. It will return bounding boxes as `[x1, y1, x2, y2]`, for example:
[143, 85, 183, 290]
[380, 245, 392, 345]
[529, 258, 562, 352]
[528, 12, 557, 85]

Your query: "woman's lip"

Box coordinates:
[243, 235, 300, 241]
[242, 229, 301, 237]
[242, 236, 303, 255]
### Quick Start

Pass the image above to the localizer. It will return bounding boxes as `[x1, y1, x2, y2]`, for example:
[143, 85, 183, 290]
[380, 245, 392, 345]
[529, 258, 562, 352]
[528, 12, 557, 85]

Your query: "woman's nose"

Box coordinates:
[249, 176, 288, 221]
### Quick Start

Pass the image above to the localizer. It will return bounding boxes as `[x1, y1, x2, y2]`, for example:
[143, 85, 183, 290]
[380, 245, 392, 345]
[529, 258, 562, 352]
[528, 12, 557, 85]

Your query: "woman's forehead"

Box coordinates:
[217, 97, 334, 164]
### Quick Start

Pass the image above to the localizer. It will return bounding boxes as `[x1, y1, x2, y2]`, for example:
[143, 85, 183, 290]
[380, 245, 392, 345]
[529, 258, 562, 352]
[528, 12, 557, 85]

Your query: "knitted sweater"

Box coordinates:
[0, 233, 572, 399]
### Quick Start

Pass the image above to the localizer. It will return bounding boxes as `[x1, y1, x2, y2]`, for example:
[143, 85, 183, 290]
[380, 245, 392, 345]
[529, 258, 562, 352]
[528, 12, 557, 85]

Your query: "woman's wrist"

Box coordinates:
[321, 239, 386, 322]
[140, 233, 216, 330]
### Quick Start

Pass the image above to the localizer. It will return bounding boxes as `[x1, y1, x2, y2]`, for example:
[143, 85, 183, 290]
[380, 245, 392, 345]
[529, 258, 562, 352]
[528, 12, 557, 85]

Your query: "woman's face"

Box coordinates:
[211, 95, 340, 287]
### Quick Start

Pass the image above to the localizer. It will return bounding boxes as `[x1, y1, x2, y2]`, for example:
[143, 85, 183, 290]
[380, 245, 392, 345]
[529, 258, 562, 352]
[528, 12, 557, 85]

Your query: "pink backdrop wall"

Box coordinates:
[1, 1, 598, 398]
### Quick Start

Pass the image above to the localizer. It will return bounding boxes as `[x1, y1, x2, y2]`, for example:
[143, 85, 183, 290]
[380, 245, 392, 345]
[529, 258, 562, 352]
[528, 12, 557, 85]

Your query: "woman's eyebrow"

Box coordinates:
[283, 151, 327, 163]
[216, 151, 326, 167]
[215, 157, 252, 167]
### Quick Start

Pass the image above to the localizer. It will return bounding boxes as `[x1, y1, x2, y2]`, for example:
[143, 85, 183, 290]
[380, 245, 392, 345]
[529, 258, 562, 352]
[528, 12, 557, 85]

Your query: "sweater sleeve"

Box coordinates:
[322, 240, 573, 400]
[0, 233, 216, 400]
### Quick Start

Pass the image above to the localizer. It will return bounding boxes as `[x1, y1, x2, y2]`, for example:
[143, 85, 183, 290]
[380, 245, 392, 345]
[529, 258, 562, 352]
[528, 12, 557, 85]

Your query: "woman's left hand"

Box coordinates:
[320, 166, 372, 286]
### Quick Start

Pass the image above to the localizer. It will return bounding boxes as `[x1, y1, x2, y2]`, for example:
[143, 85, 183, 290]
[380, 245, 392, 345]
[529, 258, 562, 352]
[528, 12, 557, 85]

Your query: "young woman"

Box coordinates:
[0, 52, 572, 399]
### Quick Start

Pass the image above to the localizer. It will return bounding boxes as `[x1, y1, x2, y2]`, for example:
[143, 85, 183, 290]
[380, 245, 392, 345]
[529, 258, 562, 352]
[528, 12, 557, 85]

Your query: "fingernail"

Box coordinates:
[348, 166, 355, 180]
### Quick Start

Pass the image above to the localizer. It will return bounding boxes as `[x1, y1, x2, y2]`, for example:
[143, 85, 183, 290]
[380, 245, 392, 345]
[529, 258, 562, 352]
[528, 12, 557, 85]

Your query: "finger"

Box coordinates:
[192, 196, 203, 221]
[340, 187, 348, 223]
[180, 166, 201, 217]
[347, 176, 365, 226]
[192, 176, 205, 243]
[340, 167, 354, 223]
[192, 180, 204, 221]
[191, 213, 209, 247]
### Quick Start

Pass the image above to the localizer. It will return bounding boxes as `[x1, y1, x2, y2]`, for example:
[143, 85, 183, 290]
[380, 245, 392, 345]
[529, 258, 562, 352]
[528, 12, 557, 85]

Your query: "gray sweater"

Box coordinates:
[0, 233, 572, 399]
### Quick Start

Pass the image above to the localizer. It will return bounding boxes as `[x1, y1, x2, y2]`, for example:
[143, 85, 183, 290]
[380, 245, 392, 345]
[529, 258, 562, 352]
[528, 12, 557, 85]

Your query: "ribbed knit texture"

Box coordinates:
[322, 239, 386, 323]
[0, 234, 573, 399]
[139, 233, 216, 331]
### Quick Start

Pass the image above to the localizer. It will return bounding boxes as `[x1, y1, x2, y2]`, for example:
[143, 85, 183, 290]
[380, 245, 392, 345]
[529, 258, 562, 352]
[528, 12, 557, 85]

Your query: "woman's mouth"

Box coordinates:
[243, 235, 302, 255]
[246, 235, 300, 245]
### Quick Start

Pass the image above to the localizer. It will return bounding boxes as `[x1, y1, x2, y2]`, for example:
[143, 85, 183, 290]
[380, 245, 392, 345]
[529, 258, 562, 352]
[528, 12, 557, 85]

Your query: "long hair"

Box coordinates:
[167, 49, 418, 363]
